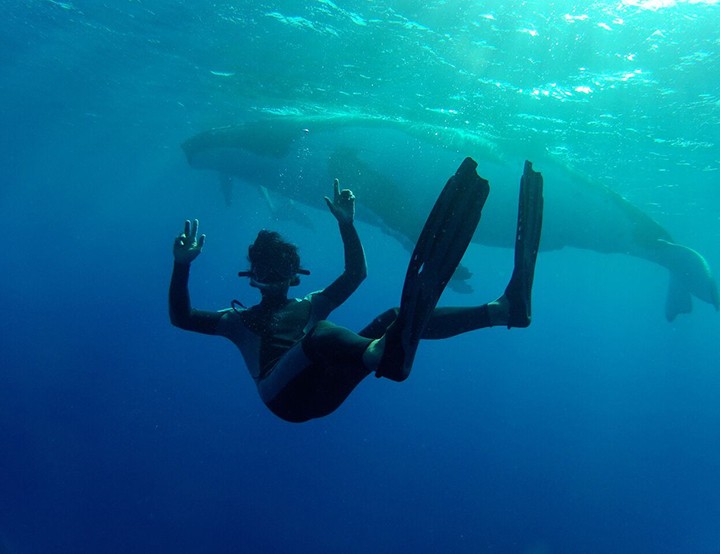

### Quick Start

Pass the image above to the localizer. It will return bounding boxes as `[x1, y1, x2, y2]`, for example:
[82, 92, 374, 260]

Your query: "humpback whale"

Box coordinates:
[181, 115, 719, 320]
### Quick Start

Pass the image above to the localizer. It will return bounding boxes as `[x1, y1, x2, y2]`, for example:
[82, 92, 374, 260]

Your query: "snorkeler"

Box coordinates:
[170, 158, 544, 423]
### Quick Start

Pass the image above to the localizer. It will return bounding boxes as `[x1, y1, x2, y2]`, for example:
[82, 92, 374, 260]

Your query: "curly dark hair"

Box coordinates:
[247, 230, 301, 282]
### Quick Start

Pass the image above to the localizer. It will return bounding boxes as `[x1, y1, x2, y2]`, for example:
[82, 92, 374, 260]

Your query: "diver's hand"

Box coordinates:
[324, 178, 355, 225]
[173, 219, 206, 265]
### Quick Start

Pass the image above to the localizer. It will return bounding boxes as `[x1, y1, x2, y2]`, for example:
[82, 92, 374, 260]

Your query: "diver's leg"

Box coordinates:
[422, 306, 493, 338]
[375, 158, 489, 382]
[361, 305, 498, 341]
[358, 308, 399, 339]
[259, 321, 373, 422]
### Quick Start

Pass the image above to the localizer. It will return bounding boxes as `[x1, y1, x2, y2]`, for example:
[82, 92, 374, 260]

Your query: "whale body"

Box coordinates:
[181, 115, 719, 320]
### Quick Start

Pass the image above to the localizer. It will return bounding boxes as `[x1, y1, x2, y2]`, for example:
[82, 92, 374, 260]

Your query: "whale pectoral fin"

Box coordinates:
[258, 184, 276, 212]
[282, 199, 316, 231]
[258, 185, 315, 231]
[665, 274, 693, 322]
[219, 173, 233, 206]
[447, 263, 474, 293]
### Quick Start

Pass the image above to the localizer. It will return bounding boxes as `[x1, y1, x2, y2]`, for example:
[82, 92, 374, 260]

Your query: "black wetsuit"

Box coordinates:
[170, 221, 494, 423]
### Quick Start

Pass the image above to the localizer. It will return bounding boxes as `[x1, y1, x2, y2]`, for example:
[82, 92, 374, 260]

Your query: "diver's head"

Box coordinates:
[239, 230, 309, 292]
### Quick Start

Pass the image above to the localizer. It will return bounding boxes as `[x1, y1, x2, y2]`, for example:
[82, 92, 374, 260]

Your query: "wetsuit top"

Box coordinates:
[169, 220, 366, 383]
[213, 292, 336, 381]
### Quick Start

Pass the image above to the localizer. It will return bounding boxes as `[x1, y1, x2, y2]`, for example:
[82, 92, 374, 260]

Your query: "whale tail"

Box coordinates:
[659, 239, 719, 321]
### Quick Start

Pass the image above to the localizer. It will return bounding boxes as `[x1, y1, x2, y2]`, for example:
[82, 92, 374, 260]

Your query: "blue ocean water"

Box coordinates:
[1, 1, 719, 553]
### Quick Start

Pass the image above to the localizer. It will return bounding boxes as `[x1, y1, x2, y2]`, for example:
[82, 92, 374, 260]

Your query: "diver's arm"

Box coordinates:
[320, 220, 367, 304]
[320, 180, 367, 306]
[169, 262, 222, 334]
[169, 219, 222, 335]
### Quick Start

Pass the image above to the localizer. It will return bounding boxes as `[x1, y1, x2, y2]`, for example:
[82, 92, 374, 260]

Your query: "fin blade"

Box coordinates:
[377, 157, 489, 381]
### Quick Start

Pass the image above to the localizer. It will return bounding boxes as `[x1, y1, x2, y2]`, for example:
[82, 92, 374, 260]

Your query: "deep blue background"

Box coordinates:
[2, 2, 720, 553]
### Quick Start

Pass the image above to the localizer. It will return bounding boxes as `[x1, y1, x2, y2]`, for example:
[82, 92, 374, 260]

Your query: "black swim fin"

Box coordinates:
[505, 160, 544, 328]
[376, 157, 490, 382]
